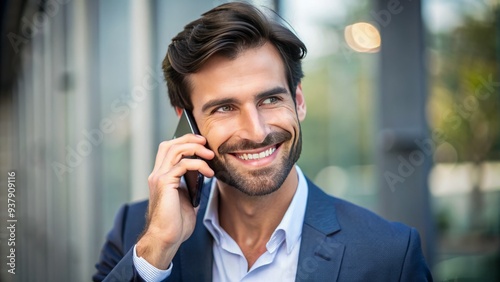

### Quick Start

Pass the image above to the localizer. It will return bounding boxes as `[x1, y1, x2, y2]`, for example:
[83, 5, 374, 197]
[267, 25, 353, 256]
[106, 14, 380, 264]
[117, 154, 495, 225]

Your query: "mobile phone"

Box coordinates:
[173, 109, 204, 207]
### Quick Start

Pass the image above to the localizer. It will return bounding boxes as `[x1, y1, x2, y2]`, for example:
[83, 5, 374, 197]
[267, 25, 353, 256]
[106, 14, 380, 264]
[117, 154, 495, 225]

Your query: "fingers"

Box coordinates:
[148, 133, 215, 194]
[148, 158, 215, 191]
[169, 158, 215, 179]
[152, 134, 214, 175]
[153, 134, 203, 172]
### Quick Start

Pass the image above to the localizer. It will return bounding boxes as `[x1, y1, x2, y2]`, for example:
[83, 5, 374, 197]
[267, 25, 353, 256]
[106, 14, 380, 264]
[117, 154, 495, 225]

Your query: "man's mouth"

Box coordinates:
[232, 144, 279, 161]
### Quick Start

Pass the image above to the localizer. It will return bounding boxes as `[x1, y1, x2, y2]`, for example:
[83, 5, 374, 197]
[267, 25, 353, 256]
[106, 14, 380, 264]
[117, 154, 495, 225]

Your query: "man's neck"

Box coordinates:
[216, 167, 299, 269]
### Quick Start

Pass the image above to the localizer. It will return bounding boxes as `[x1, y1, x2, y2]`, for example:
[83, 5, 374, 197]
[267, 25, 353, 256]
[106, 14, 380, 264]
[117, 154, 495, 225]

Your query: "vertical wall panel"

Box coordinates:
[375, 0, 434, 265]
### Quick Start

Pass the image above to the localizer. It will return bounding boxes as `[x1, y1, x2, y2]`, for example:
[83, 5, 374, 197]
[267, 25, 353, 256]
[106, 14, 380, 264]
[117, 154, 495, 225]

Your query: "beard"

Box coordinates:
[208, 127, 302, 196]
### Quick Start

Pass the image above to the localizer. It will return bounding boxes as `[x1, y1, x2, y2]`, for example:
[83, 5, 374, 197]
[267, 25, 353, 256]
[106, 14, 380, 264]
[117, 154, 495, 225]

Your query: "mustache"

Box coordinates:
[218, 131, 292, 154]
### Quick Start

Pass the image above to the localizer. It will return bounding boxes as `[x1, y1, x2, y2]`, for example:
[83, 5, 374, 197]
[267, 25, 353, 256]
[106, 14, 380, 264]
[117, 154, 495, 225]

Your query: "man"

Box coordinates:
[93, 2, 432, 281]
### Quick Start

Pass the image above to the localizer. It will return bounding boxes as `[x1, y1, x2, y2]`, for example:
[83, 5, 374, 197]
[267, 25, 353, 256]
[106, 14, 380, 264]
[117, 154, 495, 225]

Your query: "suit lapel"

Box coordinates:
[179, 180, 214, 282]
[295, 179, 345, 282]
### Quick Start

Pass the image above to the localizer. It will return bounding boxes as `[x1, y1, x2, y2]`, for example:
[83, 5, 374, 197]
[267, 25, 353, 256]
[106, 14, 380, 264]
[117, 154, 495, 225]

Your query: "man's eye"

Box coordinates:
[261, 97, 279, 105]
[215, 105, 233, 112]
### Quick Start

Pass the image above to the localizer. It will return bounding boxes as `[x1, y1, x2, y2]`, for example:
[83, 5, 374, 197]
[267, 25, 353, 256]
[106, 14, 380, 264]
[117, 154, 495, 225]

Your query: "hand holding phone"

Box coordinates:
[173, 110, 206, 207]
[137, 126, 214, 270]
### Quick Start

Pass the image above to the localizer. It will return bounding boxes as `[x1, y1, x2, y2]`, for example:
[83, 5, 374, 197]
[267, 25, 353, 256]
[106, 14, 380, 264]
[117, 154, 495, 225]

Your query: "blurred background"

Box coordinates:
[0, 0, 499, 281]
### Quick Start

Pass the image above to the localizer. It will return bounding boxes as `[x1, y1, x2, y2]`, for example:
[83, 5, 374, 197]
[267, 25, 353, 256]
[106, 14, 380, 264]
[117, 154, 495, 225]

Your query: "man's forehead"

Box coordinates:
[187, 43, 288, 110]
[195, 43, 281, 73]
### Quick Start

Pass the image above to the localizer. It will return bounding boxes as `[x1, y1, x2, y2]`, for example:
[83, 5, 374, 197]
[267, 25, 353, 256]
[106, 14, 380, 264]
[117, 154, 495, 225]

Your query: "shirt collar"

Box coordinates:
[203, 165, 309, 254]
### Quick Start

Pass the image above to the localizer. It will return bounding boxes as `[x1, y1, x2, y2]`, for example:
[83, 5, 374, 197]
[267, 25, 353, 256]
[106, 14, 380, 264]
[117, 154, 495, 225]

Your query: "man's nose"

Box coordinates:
[237, 106, 269, 143]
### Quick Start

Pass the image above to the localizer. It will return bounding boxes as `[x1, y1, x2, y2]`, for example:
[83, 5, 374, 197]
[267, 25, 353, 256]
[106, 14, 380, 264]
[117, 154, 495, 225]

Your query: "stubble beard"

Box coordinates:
[209, 128, 302, 196]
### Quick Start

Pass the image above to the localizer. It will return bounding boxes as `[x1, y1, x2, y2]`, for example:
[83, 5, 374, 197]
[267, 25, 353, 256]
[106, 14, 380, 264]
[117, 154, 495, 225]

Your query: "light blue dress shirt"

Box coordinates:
[133, 166, 309, 282]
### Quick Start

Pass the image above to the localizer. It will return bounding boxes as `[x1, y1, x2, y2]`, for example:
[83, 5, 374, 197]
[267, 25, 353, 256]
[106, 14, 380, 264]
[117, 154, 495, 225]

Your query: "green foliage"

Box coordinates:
[427, 13, 500, 162]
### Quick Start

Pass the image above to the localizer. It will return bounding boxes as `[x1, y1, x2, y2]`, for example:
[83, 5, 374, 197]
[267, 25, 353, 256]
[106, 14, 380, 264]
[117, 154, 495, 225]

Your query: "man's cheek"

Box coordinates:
[273, 116, 299, 131]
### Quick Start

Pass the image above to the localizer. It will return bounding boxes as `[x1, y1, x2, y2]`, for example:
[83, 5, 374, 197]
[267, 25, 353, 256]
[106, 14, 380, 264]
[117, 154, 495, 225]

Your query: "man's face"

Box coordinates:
[189, 43, 307, 196]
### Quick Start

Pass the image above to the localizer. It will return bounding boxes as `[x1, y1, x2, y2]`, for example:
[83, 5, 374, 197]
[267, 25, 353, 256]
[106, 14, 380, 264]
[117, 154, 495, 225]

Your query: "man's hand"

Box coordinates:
[136, 134, 215, 270]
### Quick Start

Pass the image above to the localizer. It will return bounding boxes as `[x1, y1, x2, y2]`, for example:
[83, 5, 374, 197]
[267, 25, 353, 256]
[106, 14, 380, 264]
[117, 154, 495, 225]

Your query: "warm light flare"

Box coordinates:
[344, 22, 381, 53]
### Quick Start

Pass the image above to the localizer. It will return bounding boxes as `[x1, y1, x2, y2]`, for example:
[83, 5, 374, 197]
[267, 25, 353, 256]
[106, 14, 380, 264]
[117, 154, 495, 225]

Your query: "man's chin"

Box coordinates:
[221, 177, 283, 197]
[214, 161, 293, 197]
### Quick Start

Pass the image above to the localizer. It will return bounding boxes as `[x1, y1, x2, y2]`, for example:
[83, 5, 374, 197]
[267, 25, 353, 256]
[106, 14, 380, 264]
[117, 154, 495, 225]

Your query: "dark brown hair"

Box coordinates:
[162, 1, 307, 110]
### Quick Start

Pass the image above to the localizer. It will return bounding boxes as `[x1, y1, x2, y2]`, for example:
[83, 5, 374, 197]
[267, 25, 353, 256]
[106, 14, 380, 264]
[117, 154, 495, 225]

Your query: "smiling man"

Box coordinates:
[93, 2, 432, 282]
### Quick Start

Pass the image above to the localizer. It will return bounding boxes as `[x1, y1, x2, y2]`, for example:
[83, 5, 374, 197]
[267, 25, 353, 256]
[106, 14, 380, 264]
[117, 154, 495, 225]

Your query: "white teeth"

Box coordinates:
[237, 147, 276, 160]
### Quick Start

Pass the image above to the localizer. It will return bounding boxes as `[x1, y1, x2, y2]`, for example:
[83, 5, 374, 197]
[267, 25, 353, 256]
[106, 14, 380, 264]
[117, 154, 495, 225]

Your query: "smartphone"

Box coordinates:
[172, 109, 204, 207]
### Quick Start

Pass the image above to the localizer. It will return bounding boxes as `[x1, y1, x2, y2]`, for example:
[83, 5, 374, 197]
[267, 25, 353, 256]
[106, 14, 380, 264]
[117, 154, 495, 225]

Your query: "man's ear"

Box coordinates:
[295, 83, 307, 121]
[175, 107, 183, 117]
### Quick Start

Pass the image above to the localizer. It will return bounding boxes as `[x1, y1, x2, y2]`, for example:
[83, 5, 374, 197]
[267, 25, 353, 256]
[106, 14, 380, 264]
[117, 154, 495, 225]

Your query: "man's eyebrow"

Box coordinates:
[201, 98, 238, 113]
[201, 86, 289, 113]
[255, 86, 289, 101]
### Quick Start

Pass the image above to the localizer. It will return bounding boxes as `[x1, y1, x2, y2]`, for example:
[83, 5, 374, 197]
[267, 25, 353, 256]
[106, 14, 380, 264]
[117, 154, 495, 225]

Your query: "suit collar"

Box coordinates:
[295, 178, 345, 282]
[178, 177, 345, 282]
[302, 178, 341, 235]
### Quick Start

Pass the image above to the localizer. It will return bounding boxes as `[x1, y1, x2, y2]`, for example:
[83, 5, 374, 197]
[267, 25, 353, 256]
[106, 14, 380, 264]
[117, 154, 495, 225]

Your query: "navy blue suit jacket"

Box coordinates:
[93, 178, 432, 281]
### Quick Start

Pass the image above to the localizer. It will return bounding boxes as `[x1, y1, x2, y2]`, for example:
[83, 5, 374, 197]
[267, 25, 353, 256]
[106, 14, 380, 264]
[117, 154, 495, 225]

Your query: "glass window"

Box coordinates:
[424, 0, 500, 280]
